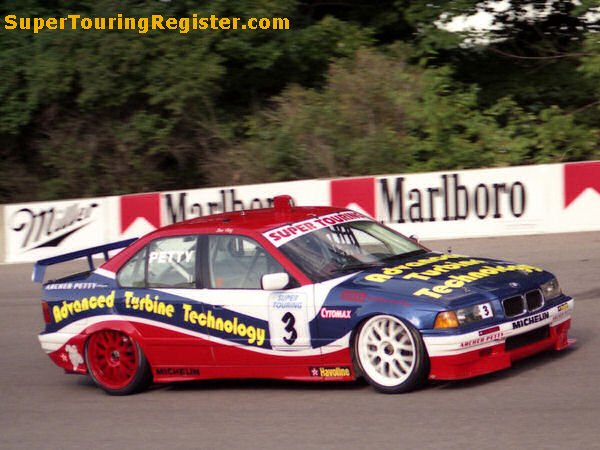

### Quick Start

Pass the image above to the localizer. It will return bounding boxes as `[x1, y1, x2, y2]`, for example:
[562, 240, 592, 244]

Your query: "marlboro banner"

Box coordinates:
[2, 162, 599, 263]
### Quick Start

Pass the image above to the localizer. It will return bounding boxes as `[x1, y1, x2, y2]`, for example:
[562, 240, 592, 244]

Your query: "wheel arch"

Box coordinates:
[349, 313, 379, 378]
[350, 309, 427, 351]
[83, 320, 153, 366]
[83, 323, 153, 394]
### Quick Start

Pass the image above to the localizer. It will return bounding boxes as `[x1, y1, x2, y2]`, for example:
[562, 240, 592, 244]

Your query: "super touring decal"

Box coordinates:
[263, 210, 369, 247]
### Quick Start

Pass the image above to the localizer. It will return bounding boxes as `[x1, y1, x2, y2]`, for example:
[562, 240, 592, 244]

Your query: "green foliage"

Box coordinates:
[579, 34, 600, 92]
[0, 31, 36, 134]
[222, 48, 598, 184]
[221, 49, 419, 183]
[0, 0, 598, 202]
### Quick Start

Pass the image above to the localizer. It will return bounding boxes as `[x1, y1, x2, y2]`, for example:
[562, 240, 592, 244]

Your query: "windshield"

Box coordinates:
[277, 220, 425, 282]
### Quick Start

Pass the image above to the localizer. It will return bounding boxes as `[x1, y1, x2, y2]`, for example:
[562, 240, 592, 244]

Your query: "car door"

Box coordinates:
[116, 235, 214, 368]
[199, 234, 316, 366]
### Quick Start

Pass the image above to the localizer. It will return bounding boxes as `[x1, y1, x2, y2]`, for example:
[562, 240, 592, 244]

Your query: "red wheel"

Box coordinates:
[85, 330, 151, 395]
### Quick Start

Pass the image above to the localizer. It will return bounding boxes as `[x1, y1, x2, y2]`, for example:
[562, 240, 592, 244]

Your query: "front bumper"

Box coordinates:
[424, 299, 574, 380]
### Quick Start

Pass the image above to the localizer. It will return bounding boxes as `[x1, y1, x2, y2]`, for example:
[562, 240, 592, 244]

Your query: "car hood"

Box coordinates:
[344, 252, 553, 308]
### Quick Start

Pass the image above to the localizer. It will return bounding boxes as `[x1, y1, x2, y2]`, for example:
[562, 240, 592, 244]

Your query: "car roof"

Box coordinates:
[157, 196, 343, 235]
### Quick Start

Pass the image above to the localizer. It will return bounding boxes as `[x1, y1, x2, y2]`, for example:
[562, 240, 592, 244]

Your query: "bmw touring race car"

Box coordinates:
[34, 195, 574, 394]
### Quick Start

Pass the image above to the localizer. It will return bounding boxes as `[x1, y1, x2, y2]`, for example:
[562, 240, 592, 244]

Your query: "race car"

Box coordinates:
[33, 195, 574, 395]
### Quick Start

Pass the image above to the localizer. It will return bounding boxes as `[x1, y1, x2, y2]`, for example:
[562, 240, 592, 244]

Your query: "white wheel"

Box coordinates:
[355, 315, 428, 393]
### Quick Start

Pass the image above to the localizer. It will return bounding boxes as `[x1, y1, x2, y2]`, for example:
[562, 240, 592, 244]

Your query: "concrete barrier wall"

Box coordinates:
[0, 205, 5, 264]
[332, 162, 600, 239]
[2, 161, 599, 263]
[3, 196, 110, 263]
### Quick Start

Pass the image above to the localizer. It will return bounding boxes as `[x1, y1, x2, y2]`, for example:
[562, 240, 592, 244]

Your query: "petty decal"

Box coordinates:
[45, 282, 106, 290]
[148, 250, 195, 264]
[264, 210, 369, 247]
[364, 253, 543, 299]
[460, 332, 504, 348]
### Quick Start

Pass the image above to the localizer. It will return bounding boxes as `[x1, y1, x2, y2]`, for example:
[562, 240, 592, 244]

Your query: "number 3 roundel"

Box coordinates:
[268, 292, 311, 349]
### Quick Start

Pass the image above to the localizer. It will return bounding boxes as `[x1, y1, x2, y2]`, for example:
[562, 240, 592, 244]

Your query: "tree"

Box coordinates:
[0, 0, 597, 202]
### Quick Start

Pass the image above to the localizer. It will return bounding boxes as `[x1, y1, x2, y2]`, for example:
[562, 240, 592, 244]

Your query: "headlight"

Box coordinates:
[541, 278, 561, 300]
[434, 302, 494, 329]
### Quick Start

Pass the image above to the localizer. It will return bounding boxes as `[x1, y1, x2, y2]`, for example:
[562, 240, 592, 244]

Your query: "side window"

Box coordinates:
[147, 236, 198, 288]
[208, 235, 284, 289]
[117, 248, 147, 288]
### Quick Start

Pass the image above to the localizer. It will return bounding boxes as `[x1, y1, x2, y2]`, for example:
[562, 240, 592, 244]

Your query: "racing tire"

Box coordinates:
[354, 315, 429, 394]
[85, 330, 151, 395]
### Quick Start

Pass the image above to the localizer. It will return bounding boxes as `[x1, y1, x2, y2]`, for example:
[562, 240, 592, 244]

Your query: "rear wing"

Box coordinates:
[32, 238, 137, 284]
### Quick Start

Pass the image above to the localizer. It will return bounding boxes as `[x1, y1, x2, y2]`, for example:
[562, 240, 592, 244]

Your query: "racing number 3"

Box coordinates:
[281, 312, 297, 345]
[477, 304, 493, 319]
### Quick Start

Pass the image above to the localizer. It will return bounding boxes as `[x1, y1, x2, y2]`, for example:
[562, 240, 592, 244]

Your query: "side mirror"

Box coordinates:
[409, 234, 420, 244]
[261, 272, 290, 291]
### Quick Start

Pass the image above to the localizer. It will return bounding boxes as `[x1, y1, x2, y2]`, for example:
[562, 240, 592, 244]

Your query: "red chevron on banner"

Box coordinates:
[564, 162, 600, 208]
[120, 193, 161, 233]
[330, 177, 376, 218]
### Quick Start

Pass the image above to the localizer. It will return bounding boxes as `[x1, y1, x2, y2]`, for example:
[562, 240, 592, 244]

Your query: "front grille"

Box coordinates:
[502, 289, 544, 318]
[525, 290, 543, 311]
[505, 326, 550, 351]
[503, 296, 525, 317]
